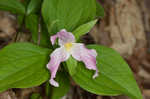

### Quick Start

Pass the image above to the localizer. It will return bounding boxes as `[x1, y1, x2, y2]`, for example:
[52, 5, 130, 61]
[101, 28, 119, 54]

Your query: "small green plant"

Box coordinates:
[0, 0, 142, 99]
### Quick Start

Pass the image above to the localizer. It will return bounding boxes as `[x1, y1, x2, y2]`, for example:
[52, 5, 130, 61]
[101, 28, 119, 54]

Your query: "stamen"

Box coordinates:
[64, 43, 73, 51]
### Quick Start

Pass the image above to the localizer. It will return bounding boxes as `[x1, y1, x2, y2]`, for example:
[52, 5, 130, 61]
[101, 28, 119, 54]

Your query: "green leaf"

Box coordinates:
[45, 81, 51, 98]
[25, 15, 51, 47]
[0, 0, 25, 14]
[78, 0, 96, 25]
[66, 56, 77, 76]
[40, 21, 51, 48]
[17, 15, 24, 27]
[30, 93, 42, 99]
[96, 2, 105, 18]
[42, 0, 59, 34]
[27, 0, 42, 15]
[69, 45, 142, 99]
[42, 0, 97, 33]
[0, 43, 51, 92]
[22, 0, 30, 8]
[50, 71, 70, 99]
[42, 0, 82, 33]
[25, 14, 39, 44]
[73, 19, 98, 41]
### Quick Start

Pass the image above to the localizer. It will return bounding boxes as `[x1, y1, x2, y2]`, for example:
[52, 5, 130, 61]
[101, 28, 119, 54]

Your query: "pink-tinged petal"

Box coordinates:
[50, 29, 75, 46]
[71, 43, 99, 78]
[50, 35, 58, 45]
[47, 47, 70, 87]
[58, 29, 75, 46]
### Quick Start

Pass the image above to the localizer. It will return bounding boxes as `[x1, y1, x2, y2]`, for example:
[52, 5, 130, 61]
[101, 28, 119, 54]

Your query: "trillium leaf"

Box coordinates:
[27, 0, 42, 15]
[96, 2, 105, 18]
[0, 43, 51, 92]
[66, 56, 77, 76]
[0, 0, 25, 14]
[42, 0, 97, 33]
[78, 0, 96, 25]
[17, 14, 24, 25]
[73, 19, 98, 41]
[40, 22, 51, 48]
[69, 45, 142, 99]
[25, 14, 39, 44]
[50, 71, 70, 99]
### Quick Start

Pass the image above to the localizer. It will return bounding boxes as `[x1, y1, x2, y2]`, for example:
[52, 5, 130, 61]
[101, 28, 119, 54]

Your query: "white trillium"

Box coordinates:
[47, 29, 99, 87]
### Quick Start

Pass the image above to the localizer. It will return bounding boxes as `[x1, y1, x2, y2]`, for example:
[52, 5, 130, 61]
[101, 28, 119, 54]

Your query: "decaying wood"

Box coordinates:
[15, 87, 42, 99]
[0, 11, 16, 38]
[0, 90, 17, 99]
[91, 0, 147, 57]
[0, 11, 17, 48]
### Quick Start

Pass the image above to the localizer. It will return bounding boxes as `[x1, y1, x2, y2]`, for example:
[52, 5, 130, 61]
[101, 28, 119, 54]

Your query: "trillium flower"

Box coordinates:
[47, 29, 99, 87]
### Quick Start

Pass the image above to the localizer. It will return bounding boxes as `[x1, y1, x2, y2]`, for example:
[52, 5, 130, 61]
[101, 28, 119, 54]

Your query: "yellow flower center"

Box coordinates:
[64, 43, 73, 51]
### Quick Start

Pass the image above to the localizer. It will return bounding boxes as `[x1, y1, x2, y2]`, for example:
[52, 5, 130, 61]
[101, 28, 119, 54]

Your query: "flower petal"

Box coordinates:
[58, 29, 75, 46]
[50, 29, 75, 46]
[50, 35, 58, 45]
[47, 47, 70, 87]
[71, 43, 99, 78]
